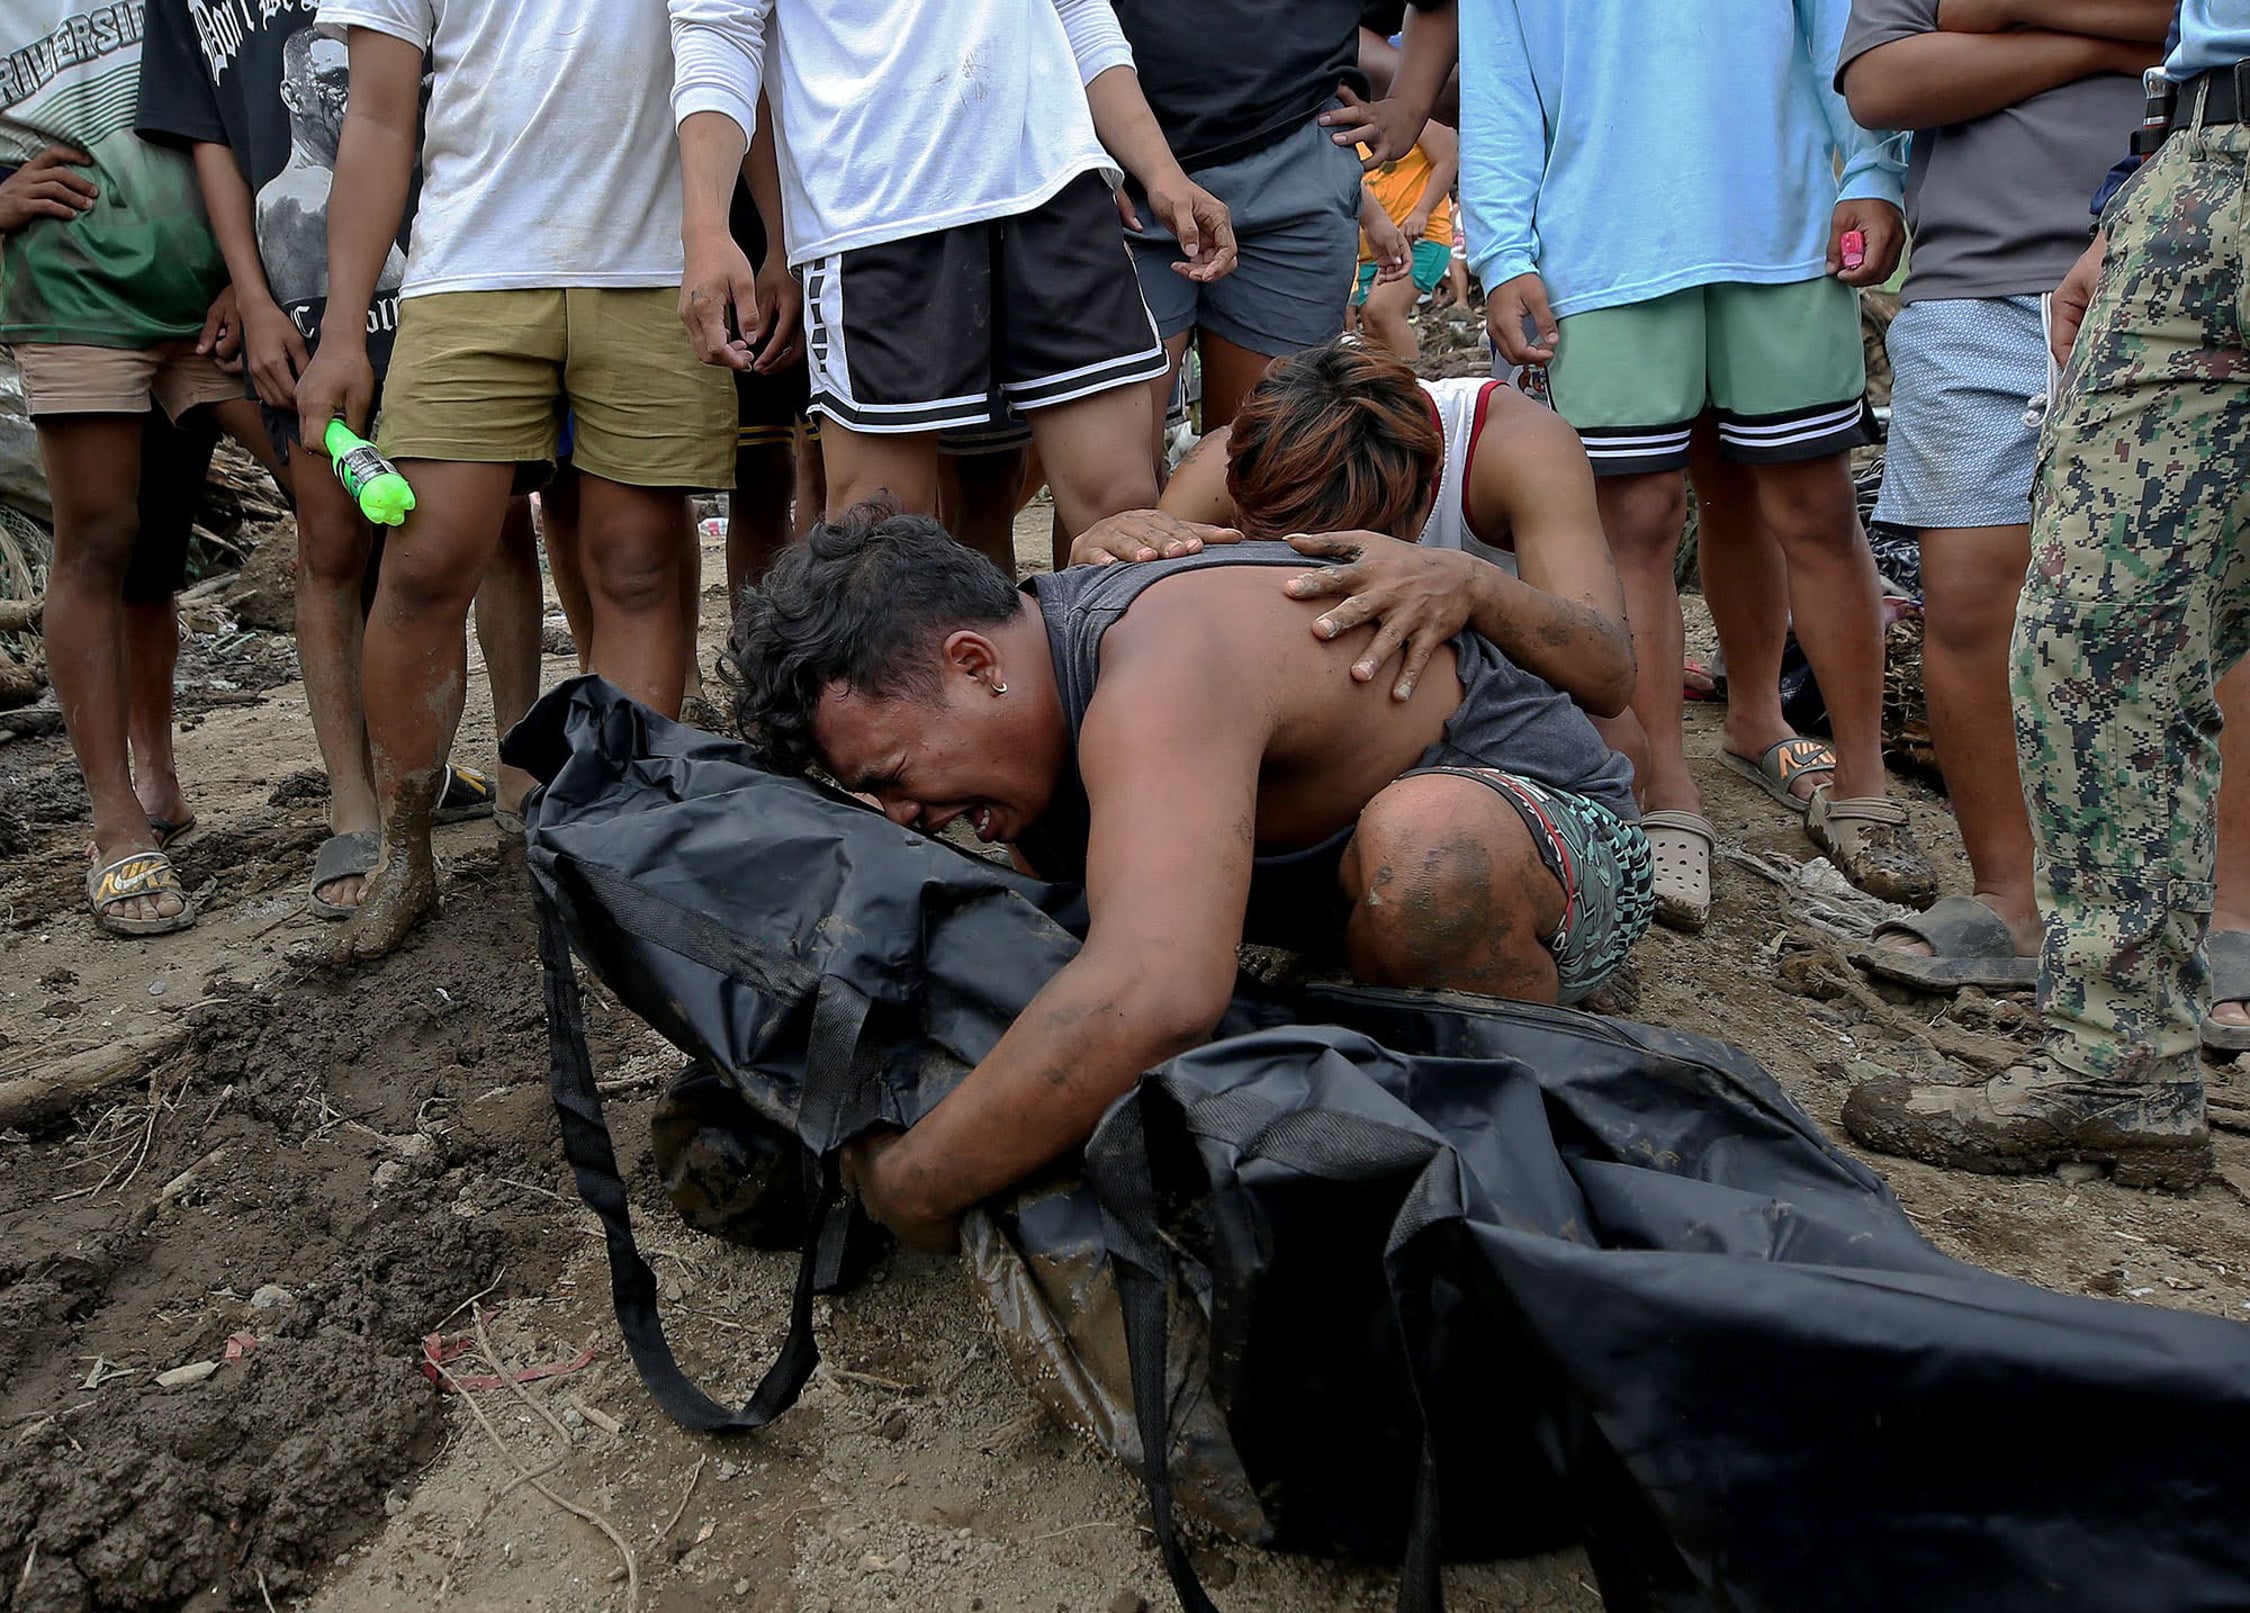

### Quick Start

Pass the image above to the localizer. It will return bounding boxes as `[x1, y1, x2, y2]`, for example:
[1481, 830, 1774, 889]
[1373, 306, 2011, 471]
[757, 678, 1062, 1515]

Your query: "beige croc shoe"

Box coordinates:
[1640, 809, 1715, 933]
[1806, 787, 1938, 909]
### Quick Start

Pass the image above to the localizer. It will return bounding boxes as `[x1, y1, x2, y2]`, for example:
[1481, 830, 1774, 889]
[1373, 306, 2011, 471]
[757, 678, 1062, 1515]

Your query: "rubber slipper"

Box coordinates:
[432, 765, 496, 824]
[2200, 928, 2250, 1053]
[1720, 737, 1836, 816]
[1856, 895, 2035, 992]
[309, 830, 379, 920]
[1806, 786, 1938, 909]
[87, 849, 196, 937]
[1641, 809, 1715, 933]
[1683, 658, 1723, 702]
[150, 815, 196, 849]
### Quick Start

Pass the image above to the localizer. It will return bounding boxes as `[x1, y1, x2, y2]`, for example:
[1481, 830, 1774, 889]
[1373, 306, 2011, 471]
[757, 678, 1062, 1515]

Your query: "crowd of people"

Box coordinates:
[3, 0, 2243, 1226]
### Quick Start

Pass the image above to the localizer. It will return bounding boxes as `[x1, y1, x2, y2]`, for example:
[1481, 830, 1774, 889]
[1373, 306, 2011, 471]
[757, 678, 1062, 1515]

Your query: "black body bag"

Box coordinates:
[512, 678, 2250, 1613]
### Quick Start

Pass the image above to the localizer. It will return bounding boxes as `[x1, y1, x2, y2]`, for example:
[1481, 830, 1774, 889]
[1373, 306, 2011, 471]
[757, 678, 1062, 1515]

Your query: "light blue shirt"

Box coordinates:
[2168, 2, 2250, 77]
[1457, 0, 1906, 320]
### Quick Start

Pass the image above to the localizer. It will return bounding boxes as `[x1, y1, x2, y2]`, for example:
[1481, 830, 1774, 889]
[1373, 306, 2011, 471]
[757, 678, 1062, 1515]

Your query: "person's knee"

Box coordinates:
[297, 504, 373, 590]
[1921, 534, 2030, 659]
[1342, 779, 1558, 991]
[377, 529, 488, 617]
[1753, 459, 1859, 554]
[51, 504, 139, 586]
[584, 528, 680, 618]
[1598, 474, 1688, 563]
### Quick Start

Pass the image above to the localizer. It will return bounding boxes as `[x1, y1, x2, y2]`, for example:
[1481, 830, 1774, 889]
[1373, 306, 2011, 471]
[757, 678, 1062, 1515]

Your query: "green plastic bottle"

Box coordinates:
[323, 419, 417, 527]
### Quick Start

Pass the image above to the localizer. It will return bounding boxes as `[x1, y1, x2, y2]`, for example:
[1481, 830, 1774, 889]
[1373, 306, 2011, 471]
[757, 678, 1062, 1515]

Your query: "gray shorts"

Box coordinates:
[1124, 109, 1364, 357]
[1874, 295, 2046, 532]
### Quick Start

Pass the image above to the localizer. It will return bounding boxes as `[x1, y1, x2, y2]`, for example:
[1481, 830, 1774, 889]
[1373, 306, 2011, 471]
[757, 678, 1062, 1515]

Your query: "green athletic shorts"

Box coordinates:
[1543, 276, 1870, 475]
[1353, 239, 1451, 303]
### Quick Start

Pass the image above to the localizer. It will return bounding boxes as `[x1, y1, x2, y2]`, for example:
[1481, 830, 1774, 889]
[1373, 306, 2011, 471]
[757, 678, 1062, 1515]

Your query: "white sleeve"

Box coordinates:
[669, 0, 774, 139]
[1049, 0, 1135, 85]
[316, 0, 434, 51]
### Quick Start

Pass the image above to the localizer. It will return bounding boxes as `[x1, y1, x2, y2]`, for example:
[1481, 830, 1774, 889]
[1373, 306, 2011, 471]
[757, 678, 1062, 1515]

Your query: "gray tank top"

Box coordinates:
[1016, 543, 1636, 883]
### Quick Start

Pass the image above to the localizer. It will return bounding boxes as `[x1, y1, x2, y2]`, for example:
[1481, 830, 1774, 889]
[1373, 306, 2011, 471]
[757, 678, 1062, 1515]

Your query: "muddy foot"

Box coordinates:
[315, 855, 440, 965]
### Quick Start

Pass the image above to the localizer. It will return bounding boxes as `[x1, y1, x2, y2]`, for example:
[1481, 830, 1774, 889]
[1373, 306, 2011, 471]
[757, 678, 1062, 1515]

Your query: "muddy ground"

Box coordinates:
[5, 332, 2250, 1612]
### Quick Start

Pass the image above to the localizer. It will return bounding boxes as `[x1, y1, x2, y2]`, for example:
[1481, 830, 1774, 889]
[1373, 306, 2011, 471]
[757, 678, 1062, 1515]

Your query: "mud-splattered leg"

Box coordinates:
[326, 459, 518, 964]
[1340, 772, 1566, 1003]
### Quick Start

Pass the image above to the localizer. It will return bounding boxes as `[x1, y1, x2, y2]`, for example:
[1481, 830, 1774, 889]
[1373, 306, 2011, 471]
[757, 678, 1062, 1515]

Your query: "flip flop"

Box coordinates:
[432, 765, 496, 824]
[1720, 737, 1837, 816]
[1683, 658, 1723, 701]
[87, 849, 197, 937]
[150, 815, 196, 849]
[1640, 809, 1715, 933]
[2199, 928, 2250, 1054]
[308, 830, 379, 920]
[1856, 895, 2036, 992]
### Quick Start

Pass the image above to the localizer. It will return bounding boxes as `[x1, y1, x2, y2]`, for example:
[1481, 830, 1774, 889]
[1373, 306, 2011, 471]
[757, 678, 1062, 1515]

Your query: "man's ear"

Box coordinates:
[941, 629, 1003, 692]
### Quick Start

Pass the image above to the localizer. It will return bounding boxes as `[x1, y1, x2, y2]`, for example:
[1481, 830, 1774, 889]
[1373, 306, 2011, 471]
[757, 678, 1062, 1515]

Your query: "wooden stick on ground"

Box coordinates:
[0, 1027, 191, 1131]
[0, 595, 40, 633]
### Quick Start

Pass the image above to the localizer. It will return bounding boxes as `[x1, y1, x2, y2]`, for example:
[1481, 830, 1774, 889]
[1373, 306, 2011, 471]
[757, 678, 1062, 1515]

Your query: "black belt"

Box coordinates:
[2186, 60, 2250, 127]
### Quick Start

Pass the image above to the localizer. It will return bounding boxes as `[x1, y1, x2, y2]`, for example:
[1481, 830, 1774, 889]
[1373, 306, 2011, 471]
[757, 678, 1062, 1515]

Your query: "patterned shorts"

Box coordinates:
[1875, 294, 2047, 532]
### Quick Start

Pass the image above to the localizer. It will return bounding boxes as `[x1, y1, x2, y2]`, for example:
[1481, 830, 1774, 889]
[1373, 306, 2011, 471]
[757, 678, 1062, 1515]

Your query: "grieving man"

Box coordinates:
[724, 502, 1651, 1245]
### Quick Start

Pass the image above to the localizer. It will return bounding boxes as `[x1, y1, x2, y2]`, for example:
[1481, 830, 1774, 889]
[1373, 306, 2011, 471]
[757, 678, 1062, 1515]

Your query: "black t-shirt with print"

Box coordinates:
[136, 0, 415, 374]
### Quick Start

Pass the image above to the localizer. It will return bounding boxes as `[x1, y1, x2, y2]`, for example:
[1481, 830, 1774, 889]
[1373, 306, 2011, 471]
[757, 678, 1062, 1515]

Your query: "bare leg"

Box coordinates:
[289, 449, 380, 909]
[1193, 330, 1279, 436]
[41, 413, 181, 924]
[540, 464, 591, 672]
[1687, 425, 1811, 798]
[578, 474, 693, 717]
[121, 596, 186, 829]
[1026, 383, 1161, 568]
[729, 438, 798, 598]
[1145, 329, 1196, 477]
[475, 495, 545, 812]
[792, 422, 824, 540]
[937, 445, 1031, 576]
[1357, 273, 1422, 363]
[1747, 453, 1888, 802]
[1339, 772, 1566, 1002]
[1877, 523, 2040, 958]
[818, 421, 941, 519]
[1597, 469, 1699, 817]
[2204, 660, 2250, 1026]
[336, 459, 519, 962]
[674, 501, 707, 705]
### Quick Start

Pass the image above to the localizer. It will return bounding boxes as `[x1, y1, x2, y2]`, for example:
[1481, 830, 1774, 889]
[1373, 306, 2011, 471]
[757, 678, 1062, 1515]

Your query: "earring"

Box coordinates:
[991, 680, 1008, 696]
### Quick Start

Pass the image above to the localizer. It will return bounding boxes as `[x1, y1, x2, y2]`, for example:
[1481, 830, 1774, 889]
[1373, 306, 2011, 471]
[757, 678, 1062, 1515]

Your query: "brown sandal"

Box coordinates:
[1806, 787, 1937, 909]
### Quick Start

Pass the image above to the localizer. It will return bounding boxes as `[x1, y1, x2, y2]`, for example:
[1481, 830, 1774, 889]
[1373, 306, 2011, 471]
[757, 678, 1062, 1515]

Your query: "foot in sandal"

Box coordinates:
[1719, 735, 1836, 816]
[86, 846, 196, 936]
[1856, 893, 2037, 993]
[1641, 809, 1715, 932]
[2199, 929, 2250, 1054]
[1806, 785, 1938, 909]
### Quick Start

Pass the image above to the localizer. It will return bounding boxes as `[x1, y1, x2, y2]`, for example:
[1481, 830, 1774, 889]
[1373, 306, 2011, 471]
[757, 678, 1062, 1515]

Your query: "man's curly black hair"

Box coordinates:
[720, 499, 1022, 773]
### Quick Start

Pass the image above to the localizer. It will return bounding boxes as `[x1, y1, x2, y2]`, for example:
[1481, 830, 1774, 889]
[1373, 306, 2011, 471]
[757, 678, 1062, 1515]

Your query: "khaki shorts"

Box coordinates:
[377, 287, 735, 489]
[13, 339, 242, 421]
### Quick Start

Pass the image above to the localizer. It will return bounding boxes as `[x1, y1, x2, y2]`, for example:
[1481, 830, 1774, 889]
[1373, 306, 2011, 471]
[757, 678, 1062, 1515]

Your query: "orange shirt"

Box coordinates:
[1358, 141, 1454, 261]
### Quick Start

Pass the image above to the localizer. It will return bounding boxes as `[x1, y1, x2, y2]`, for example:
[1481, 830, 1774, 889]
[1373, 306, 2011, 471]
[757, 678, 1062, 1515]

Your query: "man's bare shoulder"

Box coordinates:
[1100, 560, 1324, 669]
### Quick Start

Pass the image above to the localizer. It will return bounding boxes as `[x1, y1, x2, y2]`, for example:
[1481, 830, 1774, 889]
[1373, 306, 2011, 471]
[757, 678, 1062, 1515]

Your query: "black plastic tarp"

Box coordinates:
[513, 678, 2250, 1613]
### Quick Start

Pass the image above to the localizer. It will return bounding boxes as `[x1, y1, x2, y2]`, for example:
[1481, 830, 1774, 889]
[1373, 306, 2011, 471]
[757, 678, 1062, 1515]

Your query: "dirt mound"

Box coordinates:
[0, 857, 638, 1611]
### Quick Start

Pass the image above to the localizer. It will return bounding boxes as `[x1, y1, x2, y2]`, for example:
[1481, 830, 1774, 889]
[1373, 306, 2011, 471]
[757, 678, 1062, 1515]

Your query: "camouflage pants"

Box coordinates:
[2014, 117, 2250, 1085]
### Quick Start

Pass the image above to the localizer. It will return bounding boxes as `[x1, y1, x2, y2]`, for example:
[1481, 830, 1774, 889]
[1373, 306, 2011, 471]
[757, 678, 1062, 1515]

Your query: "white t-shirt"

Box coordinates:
[317, 0, 687, 296]
[669, 0, 1131, 266]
